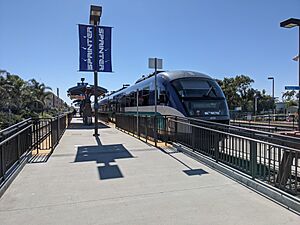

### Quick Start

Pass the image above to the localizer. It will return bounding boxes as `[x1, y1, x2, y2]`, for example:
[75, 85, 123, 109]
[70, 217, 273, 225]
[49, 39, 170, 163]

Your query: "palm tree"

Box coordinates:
[29, 79, 52, 107]
[27, 79, 53, 116]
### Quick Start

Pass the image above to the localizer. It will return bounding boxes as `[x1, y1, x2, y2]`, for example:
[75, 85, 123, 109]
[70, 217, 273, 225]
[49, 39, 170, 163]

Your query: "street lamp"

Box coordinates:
[90, 5, 102, 136]
[268, 77, 275, 116]
[280, 18, 300, 130]
[90, 5, 102, 25]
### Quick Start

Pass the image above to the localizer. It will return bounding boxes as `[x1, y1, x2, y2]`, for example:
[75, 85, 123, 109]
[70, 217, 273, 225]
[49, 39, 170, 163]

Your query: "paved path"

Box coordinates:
[0, 118, 299, 225]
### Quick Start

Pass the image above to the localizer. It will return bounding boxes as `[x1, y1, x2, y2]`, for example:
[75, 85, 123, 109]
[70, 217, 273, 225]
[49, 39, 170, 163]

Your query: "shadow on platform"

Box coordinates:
[159, 147, 209, 177]
[28, 153, 50, 163]
[73, 136, 134, 180]
[183, 169, 208, 176]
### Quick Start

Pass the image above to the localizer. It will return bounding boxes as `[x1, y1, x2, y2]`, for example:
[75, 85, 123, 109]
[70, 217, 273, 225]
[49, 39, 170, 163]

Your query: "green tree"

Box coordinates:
[282, 90, 298, 108]
[0, 72, 56, 129]
[217, 75, 254, 111]
[28, 79, 52, 108]
[217, 75, 274, 113]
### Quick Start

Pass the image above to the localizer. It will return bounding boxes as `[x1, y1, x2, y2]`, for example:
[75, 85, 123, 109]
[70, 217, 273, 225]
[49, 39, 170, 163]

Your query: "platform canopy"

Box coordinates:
[67, 83, 107, 101]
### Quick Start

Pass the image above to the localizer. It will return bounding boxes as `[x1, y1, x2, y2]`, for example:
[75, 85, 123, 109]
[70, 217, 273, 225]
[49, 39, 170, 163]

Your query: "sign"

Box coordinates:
[77, 82, 88, 86]
[78, 24, 112, 72]
[148, 58, 163, 69]
[285, 86, 300, 90]
[70, 95, 85, 100]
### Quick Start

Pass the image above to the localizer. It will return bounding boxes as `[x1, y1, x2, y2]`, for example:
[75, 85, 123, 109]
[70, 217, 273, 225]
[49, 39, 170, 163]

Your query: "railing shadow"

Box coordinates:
[28, 153, 50, 163]
[159, 147, 209, 177]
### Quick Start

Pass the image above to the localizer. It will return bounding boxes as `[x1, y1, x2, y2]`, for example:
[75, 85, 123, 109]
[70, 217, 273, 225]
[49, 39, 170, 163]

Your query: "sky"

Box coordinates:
[0, 0, 300, 104]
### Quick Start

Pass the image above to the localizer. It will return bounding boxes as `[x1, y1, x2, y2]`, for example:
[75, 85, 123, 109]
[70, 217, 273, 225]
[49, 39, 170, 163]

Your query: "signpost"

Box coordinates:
[78, 5, 113, 136]
[148, 58, 163, 147]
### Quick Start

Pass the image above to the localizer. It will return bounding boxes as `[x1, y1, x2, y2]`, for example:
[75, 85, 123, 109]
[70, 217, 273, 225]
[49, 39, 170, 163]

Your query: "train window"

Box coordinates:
[125, 95, 131, 107]
[158, 84, 168, 105]
[172, 78, 224, 98]
[159, 90, 168, 105]
[138, 90, 143, 106]
[129, 92, 136, 107]
[142, 87, 150, 106]
[120, 95, 126, 110]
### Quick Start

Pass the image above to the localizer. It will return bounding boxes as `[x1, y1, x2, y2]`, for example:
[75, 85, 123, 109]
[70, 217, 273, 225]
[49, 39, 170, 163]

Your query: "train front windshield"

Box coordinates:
[172, 78, 228, 117]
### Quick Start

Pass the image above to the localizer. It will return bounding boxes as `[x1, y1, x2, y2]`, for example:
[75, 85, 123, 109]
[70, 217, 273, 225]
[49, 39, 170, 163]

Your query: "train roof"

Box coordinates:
[135, 70, 212, 84]
[158, 70, 212, 82]
[103, 70, 213, 98]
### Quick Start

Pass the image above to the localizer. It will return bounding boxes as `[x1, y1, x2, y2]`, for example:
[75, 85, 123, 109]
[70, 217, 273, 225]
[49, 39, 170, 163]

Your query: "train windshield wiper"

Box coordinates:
[204, 87, 216, 97]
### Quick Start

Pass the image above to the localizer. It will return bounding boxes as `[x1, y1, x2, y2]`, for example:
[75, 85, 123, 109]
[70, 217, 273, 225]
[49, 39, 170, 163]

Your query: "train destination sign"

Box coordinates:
[285, 86, 300, 90]
[78, 24, 112, 72]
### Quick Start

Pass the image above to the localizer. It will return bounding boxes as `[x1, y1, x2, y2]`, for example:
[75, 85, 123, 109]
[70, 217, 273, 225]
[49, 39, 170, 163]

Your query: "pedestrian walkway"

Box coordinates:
[0, 118, 299, 225]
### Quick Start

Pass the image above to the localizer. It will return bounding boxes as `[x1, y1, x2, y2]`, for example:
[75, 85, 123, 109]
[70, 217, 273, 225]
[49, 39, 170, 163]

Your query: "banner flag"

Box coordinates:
[78, 24, 112, 72]
[97, 26, 112, 72]
[79, 24, 95, 71]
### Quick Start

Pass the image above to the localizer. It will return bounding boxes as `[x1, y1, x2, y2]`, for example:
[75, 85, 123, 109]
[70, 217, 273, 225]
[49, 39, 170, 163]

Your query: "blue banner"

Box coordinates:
[97, 26, 112, 72]
[79, 24, 95, 71]
[78, 24, 112, 72]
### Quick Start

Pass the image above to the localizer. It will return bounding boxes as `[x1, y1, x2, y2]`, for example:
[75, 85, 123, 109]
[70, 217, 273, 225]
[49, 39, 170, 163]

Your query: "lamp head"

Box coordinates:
[280, 18, 300, 28]
[89, 5, 102, 25]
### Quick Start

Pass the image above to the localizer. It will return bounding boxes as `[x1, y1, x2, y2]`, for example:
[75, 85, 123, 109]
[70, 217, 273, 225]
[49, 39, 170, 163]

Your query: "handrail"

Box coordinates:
[168, 118, 300, 152]
[172, 116, 300, 147]
[0, 124, 32, 146]
[0, 113, 73, 185]
[115, 113, 300, 195]
[0, 118, 32, 135]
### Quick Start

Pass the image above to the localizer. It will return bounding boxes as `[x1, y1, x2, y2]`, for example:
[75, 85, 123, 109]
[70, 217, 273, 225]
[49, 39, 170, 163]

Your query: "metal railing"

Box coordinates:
[115, 113, 300, 195]
[0, 113, 73, 184]
[230, 120, 296, 132]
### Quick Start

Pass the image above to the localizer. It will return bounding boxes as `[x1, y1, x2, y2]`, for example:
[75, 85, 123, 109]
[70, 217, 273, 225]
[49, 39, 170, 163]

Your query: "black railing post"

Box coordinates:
[28, 122, 33, 152]
[0, 145, 3, 180]
[57, 116, 60, 141]
[1, 145, 6, 180]
[250, 140, 257, 179]
[191, 126, 195, 151]
[17, 133, 20, 163]
[175, 116, 178, 142]
[50, 118, 54, 152]
[37, 120, 40, 154]
[145, 117, 148, 143]
[215, 133, 220, 163]
[154, 115, 157, 147]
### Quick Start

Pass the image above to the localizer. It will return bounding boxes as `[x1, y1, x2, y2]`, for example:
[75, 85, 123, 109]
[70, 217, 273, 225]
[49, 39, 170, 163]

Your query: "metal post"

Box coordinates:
[137, 89, 139, 138]
[93, 21, 99, 136]
[154, 58, 157, 116]
[272, 78, 275, 116]
[154, 58, 158, 147]
[298, 27, 300, 130]
[250, 140, 257, 179]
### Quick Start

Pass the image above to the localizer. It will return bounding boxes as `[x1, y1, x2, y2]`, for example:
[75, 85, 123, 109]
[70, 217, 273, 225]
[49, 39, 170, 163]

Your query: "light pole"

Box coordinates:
[90, 5, 102, 136]
[280, 18, 300, 130]
[148, 58, 163, 147]
[268, 77, 275, 116]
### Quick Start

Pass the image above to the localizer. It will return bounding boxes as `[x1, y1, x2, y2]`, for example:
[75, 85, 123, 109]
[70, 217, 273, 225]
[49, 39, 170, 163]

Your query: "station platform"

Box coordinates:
[0, 118, 299, 225]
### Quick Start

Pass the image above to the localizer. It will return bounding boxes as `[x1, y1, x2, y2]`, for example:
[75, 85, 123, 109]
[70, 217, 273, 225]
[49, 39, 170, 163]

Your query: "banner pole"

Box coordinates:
[93, 23, 99, 136]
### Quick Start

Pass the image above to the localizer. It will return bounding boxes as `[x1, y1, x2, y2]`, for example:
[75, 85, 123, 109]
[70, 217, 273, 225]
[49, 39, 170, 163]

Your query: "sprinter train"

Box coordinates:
[98, 70, 230, 123]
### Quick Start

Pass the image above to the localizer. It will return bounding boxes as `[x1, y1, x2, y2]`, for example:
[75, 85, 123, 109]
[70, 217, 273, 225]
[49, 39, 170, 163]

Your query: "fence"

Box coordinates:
[115, 113, 300, 195]
[230, 120, 296, 133]
[0, 113, 73, 184]
[230, 114, 298, 132]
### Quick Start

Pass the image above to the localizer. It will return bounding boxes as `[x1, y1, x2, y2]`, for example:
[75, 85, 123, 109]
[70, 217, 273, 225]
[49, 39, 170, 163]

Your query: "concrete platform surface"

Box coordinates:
[0, 118, 299, 225]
